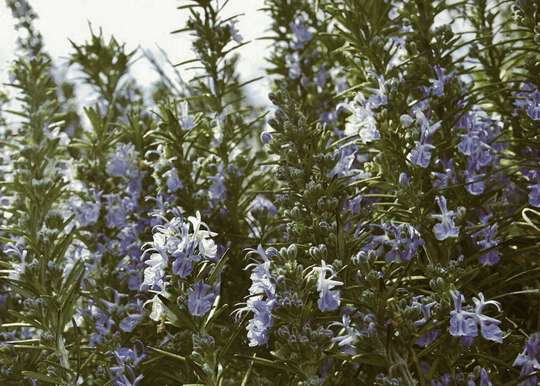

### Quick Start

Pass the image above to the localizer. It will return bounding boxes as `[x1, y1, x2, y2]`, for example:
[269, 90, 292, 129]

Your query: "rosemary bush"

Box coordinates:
[1, 0, 540, 385]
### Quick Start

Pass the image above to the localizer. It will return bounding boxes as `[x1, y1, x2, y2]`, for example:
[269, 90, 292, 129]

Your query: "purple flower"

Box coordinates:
[432, 196, 460, 240]
[470, 219, 500, 265]
[285, 52, 302, 79]
[179, 101, 195, 130]
[228, 19, 243, 44]
[514, 333, 540, 386]
[111, 342, 147, 370]
[458, 114, 481, 156]
[313, 260, 342, 312]
[71, 189, 102, 227]
[409, 110, 440, 168]
[514, 83, 535, 111]
[380, 222, 424, 264]
[172, 247, 202, 277]
[472, 293, 503, 343]
[338, 92, 379, 142]
[432, 158, 458, 189]
[528, 171, 540, 207]
[413, 298, 440, 346]
[480, 368, 492, 386]
[527, 89, 540, 120]
[120, 300, 146, 333]
[429, 65, 448, 97]
[289, 16, 312, 50]
[163, 168, 183, 192]
[330, 148, 357, 178]
[235, 245, 278, 346]
[464, 161, 485, 196]
[103, 194, 129, 229]
[187, 279, 217, 317]
[330, 314, 360, 347]
[449, 291, 478, 340]
[113, 367, 144, 386]
[250, 194, 277, 216]
[106, 143, 140, 178]
[366, 71, 388, 108]
[410, 140, 436, 168]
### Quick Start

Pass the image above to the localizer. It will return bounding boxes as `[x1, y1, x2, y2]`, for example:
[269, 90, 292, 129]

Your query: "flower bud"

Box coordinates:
[261, 131, 273, 144]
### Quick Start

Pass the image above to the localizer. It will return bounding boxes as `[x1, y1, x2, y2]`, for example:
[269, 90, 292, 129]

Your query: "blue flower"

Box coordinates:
[513, 333, 540, 386]
[432, 196, 460, 240]
[412, 297, 440, 347]
[449, 290, 478, 340]
[463, 161, 485, 196]
[429, 65, 448, 97]
[285, 52, 302, 79]
[163, 168, 183, 192]
[409, 110, 440, 168]
[338, 92, 379, 142]
[187, 279, 217, 317]
[228, 19, 243, 44]
[179, 101, 195, 130]
[235, 245, 277, 347]
[479, 368, 492, 386]
[313, 260, 342, 312]
[527, 89, 540, 120]
[106, 143, 140, 178]
[409, 140, 435, 168]
[527, 171, 540, 207]
[449, 291, 503, 345]
[432, 158, 458, 189]
[289, 16, 312, 50]
[472, 293, 503, 343]
[469, 216, 500, 265]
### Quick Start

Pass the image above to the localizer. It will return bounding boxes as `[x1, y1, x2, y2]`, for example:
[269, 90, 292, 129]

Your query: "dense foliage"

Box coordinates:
[1, 0, 540, 385]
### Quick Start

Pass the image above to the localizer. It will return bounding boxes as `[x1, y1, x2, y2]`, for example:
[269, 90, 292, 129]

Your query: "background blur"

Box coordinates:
[0, 0, 272, 106]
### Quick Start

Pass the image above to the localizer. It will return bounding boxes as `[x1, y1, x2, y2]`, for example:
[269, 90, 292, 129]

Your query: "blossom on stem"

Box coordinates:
[513, 333, 540, 386]
[179, 101, 195, 130]
[431, 196, 459, 240]
[449, 290, 478, 341]
[235, 245, 277, 347]
[106, 143, 140, 178]
[527, 89, 540, 120]
[472, 293, 503, 343]
[187, 279, 217, 317]
[285, 52, 301, 80]
[289, 16, 312, 50]
[312, 260, 342, 312]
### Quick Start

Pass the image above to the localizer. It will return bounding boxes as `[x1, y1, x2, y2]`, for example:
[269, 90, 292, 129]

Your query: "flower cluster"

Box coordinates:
[1, 0, 540, 385]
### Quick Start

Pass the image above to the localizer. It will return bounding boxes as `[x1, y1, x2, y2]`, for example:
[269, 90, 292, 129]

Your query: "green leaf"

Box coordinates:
[7, 310, 44, 330]
[148, 346, 186, 362]
[235, 355, 304, 376]
[208, 248, 230, 284]
[352, 352, 391, 367]
[185, 356, 216, 386]
[157, 294, 199, 332]
[21, 371, 63, 384]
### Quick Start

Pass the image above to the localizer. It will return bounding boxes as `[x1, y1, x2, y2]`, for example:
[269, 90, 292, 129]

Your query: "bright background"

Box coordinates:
[0, 0, 272, 106]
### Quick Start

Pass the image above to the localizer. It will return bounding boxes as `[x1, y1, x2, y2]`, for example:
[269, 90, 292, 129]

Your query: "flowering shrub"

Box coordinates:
[1, 0, 540, 385]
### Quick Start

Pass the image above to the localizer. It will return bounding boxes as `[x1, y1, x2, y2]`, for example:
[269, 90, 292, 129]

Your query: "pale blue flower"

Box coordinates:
[449, 290, 478, 340]
[527, 89, 540, 120]
[432, 196, 460, 240]
[313, 260, 342, 312]
[472, 293, 503, 343]
[188, 279, 216, 317]
[513, 333, 540, 386]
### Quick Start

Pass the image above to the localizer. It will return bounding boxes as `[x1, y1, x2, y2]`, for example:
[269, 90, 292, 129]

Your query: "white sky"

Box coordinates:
[0, 0, 272, 106]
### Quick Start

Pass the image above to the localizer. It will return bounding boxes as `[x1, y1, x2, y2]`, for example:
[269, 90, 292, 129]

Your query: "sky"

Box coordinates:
[0, 0, 272, 107]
